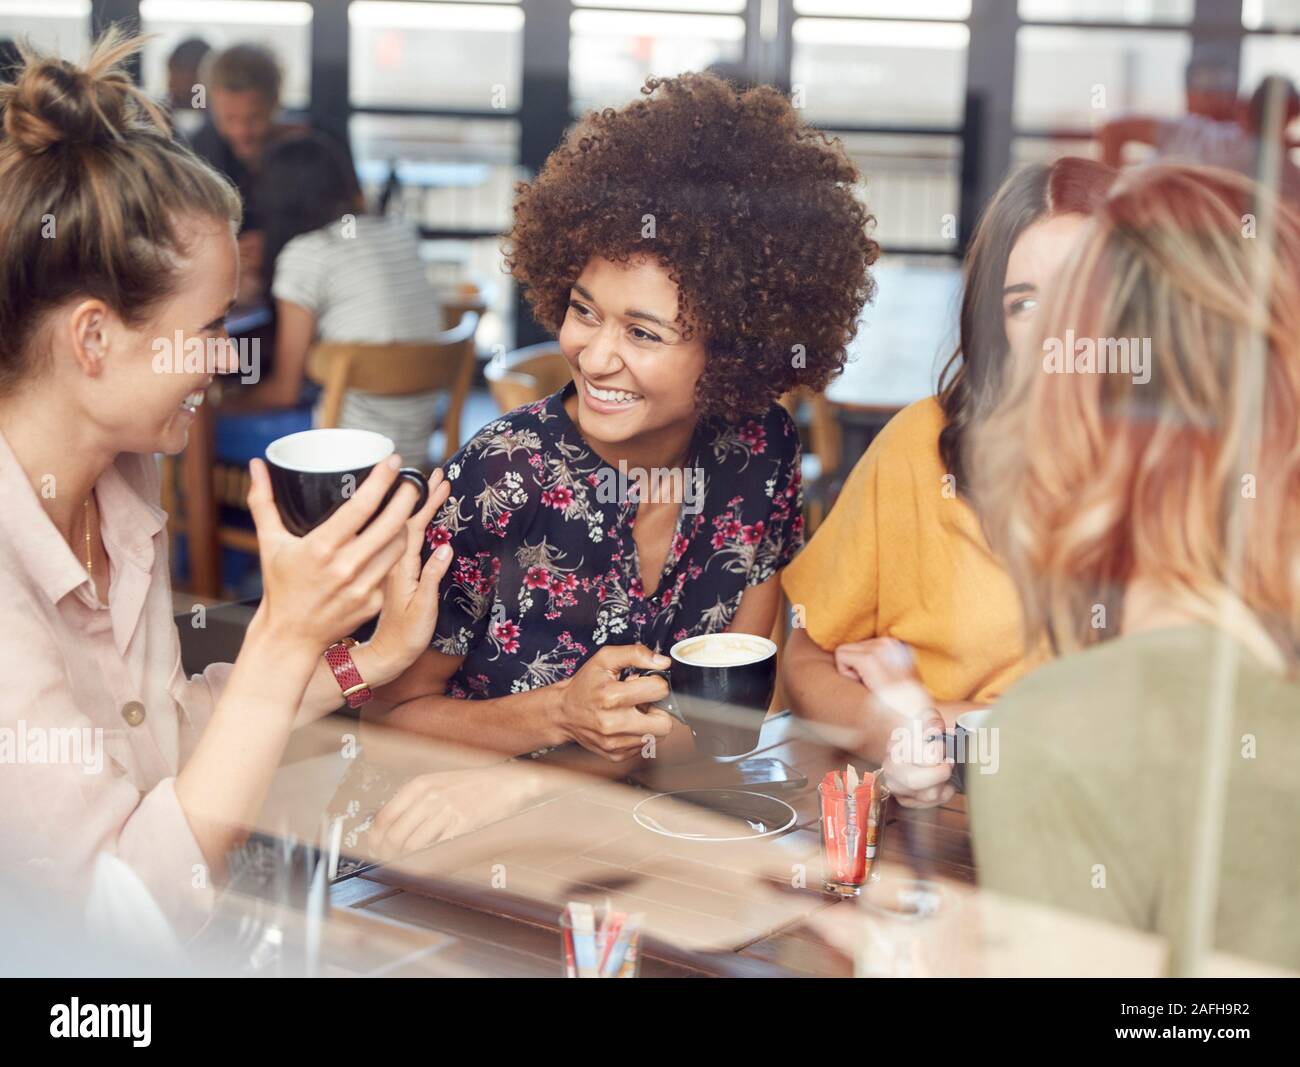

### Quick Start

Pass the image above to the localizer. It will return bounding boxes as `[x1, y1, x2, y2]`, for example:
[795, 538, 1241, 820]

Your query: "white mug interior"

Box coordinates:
[669, 633, 777, 668]
[956, 708, 992, 733]
[266, 428, 395, 473]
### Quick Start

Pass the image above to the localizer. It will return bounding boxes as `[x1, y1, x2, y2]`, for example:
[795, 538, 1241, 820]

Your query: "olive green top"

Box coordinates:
[968, 625, 1300, 971]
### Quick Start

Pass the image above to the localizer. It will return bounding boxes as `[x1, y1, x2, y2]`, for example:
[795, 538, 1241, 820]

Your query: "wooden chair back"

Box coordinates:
[306, 312, 480, 464]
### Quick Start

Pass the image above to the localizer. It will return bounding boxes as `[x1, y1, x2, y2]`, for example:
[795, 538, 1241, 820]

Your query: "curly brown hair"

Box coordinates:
[505, 73, 879, 422]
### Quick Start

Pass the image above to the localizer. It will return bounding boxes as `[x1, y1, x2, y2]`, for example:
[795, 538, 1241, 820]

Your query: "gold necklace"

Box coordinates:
[83, 495, 95, 598]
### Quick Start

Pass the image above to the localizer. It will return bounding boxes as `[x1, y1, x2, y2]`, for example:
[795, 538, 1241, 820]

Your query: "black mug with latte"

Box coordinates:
[646, 633, 778, 758]
[264, 428, 429, 538]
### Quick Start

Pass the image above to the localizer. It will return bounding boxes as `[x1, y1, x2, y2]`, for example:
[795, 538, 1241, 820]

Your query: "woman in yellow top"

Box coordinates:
[781, 156, 1116, 806]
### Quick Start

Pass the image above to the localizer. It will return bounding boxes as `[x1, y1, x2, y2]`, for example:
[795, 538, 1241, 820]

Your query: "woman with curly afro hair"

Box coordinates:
[344, 74, 878, 842]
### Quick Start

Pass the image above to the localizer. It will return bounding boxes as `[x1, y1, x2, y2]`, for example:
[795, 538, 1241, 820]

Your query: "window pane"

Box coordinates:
[792, 19, 968, 127]
[1019, 0, 1192, 23]
[1011, 135, 1102, 170]
[574, 0, 744, 10]
[139, 0, 313, 110]
[569, 11, 744, 114]
[830, 256, 962, 411]
[423, 237, 514, 357]
[0, 0, 90, 62]
[1242, 34, 1300, 96]
[1241, 34, 1300, 145]
[350, 115, 517, 351]
[350, 1, 524, 110]
[1015, 27, 1190, 130]
[794, 0, 969, 17]
[1243, 0, 1300, 30]
[841, 133, 960, 251]
[350, 114, 520, 232]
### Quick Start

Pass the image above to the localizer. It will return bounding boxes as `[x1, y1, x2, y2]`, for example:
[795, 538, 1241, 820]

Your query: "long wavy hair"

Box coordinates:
[972, 164, 1300, 672]
[938, 157, 1117, 494]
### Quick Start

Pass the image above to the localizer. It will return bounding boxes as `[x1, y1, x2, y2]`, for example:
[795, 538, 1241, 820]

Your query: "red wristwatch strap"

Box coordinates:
[325, 639, 373, 708]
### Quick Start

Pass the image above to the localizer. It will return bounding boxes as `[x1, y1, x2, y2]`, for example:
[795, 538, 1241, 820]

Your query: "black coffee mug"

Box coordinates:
[644, 634, 778, 759]
[945, 708, 993, 794]
[264, 428, 428, 537]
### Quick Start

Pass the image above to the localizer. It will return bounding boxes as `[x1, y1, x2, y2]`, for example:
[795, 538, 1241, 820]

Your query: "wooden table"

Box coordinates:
[326, 711, 974, 977]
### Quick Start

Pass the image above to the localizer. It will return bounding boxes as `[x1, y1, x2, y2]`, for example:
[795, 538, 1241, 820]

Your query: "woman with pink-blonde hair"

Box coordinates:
[969, 163, 1300, 970]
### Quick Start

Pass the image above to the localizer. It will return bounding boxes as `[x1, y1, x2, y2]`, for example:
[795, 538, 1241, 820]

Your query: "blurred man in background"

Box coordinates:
[164, 36, 211, 140]
[192, 43, 306, 303]
[1098, 47, 1244, 168]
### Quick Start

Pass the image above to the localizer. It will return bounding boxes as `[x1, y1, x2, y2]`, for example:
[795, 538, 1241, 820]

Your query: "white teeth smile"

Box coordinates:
[180, 389, 205, 413]
[585, 379, 642, 405]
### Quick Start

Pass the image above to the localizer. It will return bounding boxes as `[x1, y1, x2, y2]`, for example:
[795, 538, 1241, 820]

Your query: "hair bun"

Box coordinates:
[0, 29, 164, 155]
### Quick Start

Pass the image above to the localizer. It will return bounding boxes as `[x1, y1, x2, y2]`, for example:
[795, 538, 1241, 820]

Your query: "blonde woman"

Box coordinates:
[968, 164, 1300, 970]
[0, 33, 453, 939]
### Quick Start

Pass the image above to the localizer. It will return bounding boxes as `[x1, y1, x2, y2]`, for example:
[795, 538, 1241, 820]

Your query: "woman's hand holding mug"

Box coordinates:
[246, 454, 424, 657]
[834, 637, 955, 809]
[555, 644, 676, 761]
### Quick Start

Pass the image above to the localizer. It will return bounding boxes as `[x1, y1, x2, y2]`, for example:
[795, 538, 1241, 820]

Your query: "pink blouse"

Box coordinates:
[0, 429, 230, 939]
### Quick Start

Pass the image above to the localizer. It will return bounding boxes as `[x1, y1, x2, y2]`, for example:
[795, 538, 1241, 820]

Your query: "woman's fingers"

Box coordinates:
[404, 806, 457, 853]
[246, 459, 287, 544]
[598, 704, 666, 735]
[612, 673, 670, 708]
[371, 775, 424, 837]
[337, 478, 422, 572]
[885, 758, 953, 794]
[417, 469, 450, 532]
[639, 707, 677, 736]
[349, 530, 408, 607]
[595, 736, 653, 760]
[313, 455, 403, 548]
[383, 785, 454, 852]
[893, 780, 956, 808]
[415, 542, 455, 610]
[400, 472, 449, 578]
[590, 643, 671, 675]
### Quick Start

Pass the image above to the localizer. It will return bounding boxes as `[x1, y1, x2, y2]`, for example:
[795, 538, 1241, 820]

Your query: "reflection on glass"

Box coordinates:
[350, 114, 520, 232]
[350, 1, 524, 110]
[840, 132, 960, 250]
[792, 19, 968, 127]
[1019, 0, 1192, 23]
[349, 114, 518, 353]
[423, 236, 513, 359]
[570, 11, 743, 114]
[139, 0, 313, 109]
[1012, 135, 1103, 170]
[574, 0, 744, 10]
[1015, 27, 1190, 131]
[1242, 0, 1300, 30]
[1242, 34, 1300, 120]
[795, 0, 968, 16]
[0, 0, 90, 61]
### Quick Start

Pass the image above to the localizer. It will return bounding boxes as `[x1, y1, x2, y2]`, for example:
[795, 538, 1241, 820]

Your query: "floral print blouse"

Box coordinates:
[426, 382, 804, 700]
